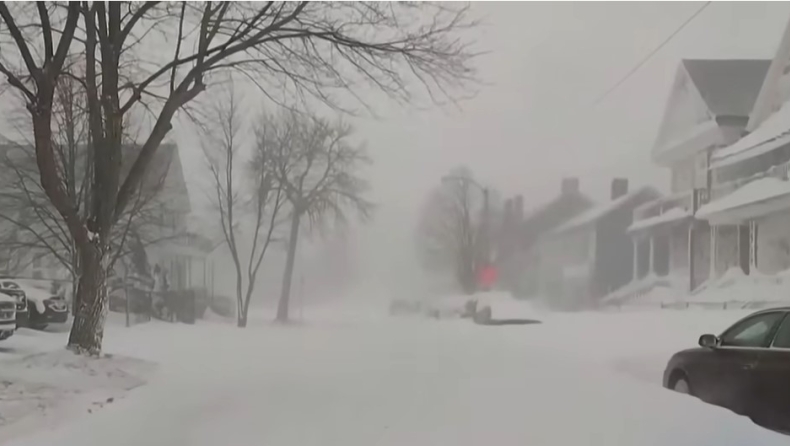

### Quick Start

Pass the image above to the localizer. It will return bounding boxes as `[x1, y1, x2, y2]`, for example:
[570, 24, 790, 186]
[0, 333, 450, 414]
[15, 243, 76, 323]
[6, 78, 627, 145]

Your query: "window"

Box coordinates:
[720, 312, 786, 348]
[771, 315, 790, 348]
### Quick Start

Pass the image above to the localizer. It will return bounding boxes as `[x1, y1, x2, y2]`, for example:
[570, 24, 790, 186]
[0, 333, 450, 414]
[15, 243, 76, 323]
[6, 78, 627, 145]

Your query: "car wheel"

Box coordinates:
[31, 323, 48, 331]
[672, 376, 692, 395]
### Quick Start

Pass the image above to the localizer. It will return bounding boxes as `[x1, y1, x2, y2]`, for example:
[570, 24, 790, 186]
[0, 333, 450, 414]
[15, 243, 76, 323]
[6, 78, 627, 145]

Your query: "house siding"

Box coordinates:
[757, 210, 790, 274]
[714, 225, 740, 275]
[593, 205, 635, 300]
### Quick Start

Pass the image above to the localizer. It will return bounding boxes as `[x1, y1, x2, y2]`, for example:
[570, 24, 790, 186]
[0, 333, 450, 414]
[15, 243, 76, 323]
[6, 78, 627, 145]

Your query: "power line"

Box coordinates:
[591, 1, 712, 107]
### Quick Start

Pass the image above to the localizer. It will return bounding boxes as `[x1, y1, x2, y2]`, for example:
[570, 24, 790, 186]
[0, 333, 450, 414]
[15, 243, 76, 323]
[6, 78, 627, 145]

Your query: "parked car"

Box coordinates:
[20, 285, 68, 330]
[663, 307, 790, 433]
[0, 292, 16, 340]
[0, 280, 28, 327]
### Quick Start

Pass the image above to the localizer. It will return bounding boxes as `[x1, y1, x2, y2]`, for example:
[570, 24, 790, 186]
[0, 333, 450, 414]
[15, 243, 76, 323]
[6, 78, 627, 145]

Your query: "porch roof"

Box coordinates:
[711, 99, 790, 169]
[627, 207, 692, 235]
[696, 177, 790, 224]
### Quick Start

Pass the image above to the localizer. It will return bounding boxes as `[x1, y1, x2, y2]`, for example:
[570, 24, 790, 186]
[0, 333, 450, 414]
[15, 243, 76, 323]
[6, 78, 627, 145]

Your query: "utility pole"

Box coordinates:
[441, 174, 493, 288]
[480, 187, 491, 265]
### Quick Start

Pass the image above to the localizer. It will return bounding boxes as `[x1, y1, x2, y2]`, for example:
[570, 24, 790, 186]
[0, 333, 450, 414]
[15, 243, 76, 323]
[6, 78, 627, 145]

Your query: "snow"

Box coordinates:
[0, 328, 155, 443]
[603, 274, 689, 307]
[696, 177, 790, 219]
[627, 207, 691, 233]
[712, 99, 790, 168]
[562, 263, 591, 279]
[0, 300, 786, 446]
[17, 285, 56, 313]
[688, 267, 790, 307]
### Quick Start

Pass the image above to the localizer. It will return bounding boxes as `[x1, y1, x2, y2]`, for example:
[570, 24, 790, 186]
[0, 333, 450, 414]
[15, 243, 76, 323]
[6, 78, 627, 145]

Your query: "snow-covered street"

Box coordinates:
[2, 305, 787, 446]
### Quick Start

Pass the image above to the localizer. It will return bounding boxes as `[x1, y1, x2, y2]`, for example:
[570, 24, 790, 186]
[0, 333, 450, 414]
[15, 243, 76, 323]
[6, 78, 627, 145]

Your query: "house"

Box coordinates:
[0, 142, 211, 295]
[692, 22, 790, 278]
[497, 178, 593, 298]
[626, 58, 771, 292]
[540, 179, 660, 310]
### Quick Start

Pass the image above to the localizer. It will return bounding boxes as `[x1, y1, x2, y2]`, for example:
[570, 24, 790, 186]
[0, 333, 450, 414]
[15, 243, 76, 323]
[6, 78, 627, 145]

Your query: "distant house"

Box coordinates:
[0, 142, 212, 294]
[497, 178, 593, 298]
[627, 58, 770, 292]
[541, 179, 660, 310]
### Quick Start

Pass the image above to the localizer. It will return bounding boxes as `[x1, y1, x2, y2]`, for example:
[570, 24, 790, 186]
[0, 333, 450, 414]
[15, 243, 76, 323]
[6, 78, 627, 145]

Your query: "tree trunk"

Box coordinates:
[237, 312, 248, 328]
[276, 212, 301, 322]
[67, 240, 108, 355]
[239, 286, 255, 328]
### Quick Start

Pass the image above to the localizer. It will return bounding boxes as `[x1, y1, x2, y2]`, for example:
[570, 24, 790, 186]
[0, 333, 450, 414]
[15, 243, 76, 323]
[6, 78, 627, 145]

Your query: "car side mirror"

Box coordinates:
[699, 334, 720, 349]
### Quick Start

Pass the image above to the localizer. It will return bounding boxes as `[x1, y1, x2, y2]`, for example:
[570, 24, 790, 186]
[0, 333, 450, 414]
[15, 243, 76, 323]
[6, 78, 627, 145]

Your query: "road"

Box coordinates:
[6, 309, 786, 446]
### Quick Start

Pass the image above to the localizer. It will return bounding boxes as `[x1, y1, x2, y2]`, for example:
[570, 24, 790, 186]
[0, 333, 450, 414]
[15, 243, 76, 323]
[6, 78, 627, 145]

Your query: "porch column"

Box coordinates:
[648, 236, 655, 275]
[632, 238, 639, 281]
[709, 225, 717, 278]
[749, 220, 757, 273]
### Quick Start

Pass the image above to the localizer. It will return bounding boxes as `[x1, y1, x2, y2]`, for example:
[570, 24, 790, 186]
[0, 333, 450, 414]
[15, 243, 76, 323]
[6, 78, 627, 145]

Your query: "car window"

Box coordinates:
[720, 312, 786, 348]
[771, 315, 790, 348]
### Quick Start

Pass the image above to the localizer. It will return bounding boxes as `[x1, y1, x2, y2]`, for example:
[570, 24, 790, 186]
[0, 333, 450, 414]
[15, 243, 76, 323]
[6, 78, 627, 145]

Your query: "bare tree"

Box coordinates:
[251, 110, 372, 322]
[416, 167, 487, 294]
[202, 87, 285, 328]
[0, 76, 171, 309]
[0, 1, 476, 353]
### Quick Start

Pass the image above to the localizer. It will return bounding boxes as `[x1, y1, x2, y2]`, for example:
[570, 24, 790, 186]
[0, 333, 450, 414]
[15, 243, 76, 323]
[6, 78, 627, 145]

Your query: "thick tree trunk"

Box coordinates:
[67, 241, 108, 355]
[276, 212, 301, 322]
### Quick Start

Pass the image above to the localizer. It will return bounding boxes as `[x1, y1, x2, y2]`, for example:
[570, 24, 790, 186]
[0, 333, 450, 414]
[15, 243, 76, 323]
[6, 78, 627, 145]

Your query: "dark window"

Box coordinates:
[721, 312, 786, 348]
[771, 315, 790, 348]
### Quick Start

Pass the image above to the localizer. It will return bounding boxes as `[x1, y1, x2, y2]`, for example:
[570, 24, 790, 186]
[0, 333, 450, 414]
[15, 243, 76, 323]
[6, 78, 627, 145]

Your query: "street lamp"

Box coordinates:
[440, 174, 492, 266]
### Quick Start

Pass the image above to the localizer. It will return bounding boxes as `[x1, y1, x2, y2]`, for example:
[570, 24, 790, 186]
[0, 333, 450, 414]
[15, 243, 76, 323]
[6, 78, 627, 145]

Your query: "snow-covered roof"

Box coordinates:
[711, 98, 790, 168]
[696, 177, 790, 219]
[553, 187, 660, 234]
[627, 207, 691, 234]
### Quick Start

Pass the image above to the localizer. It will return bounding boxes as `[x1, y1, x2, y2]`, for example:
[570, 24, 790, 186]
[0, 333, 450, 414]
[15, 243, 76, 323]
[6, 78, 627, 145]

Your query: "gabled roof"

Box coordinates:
[553, 187, 661, 235]
[0, 142, 191, 214]
[518, 191, 594, 249]
[652, 60, 770, 166]
[682, 59, 770, 118]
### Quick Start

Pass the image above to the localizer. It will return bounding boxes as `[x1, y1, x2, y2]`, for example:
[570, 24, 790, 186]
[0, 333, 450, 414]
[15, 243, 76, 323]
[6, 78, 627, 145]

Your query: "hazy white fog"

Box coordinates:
[7, 2, 790, 306]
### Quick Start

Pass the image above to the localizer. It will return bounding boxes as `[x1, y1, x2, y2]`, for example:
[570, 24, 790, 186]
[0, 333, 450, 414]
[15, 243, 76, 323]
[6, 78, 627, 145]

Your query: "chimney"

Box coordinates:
[611, 178, 629, 200]
[561, 177, 579, 195]
[514, 195, 524, 222]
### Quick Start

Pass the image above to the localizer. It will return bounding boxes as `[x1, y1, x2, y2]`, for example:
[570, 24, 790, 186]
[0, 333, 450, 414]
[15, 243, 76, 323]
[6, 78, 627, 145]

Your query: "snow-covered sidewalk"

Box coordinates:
[0, 326, 156, 443]
[1, 306, 786, 445]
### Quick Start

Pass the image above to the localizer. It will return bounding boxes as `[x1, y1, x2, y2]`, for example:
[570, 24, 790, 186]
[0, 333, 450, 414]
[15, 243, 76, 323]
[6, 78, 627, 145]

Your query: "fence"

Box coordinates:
[607, 300, 788, 311]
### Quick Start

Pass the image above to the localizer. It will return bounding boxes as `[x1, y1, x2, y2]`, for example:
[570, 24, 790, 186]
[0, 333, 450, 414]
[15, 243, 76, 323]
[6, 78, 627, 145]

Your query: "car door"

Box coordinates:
[752, 313, 790, 431]
[699, 311, 786, 415]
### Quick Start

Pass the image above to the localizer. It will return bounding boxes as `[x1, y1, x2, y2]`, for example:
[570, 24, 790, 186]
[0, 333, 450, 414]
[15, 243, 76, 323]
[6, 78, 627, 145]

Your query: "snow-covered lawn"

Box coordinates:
[1, 303, 786, 445]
